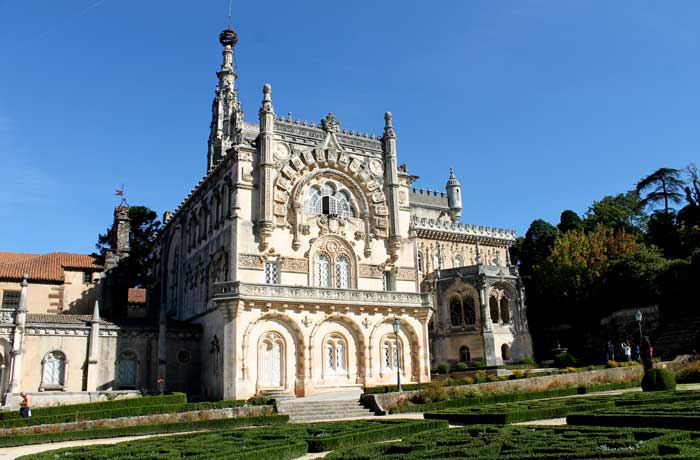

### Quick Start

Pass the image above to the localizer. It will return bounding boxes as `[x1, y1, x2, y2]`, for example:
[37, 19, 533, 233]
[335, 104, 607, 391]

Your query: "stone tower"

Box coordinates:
[446, 168, 463, 221]
[207, 28, 243, 173]
[104, 205, 131, 270]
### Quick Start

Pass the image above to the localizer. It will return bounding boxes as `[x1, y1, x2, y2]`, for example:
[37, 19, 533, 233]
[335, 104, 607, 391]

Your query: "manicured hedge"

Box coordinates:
[17, 419, 437, 460]
[305, 419, 446, 452]
[325, 424, 700, 459]
[0, 399, 253, 428]
[0, 415, 288, 448]
[642, 368, 677, 391]
[0, 393, 188, 421]
[424, 398, 614, 424]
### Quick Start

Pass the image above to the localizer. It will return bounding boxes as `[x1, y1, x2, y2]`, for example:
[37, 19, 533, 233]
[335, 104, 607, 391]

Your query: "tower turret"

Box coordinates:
[446, 168, 463, 221]
[207, 28, 243, 173]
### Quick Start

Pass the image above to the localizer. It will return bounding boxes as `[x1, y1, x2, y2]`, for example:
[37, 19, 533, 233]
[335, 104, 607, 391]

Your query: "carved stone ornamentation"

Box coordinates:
[238, 254, 264, 269]
[359, 264, 383, 279]
[320, 112, 340, 133]
[280, 257, 308, 273]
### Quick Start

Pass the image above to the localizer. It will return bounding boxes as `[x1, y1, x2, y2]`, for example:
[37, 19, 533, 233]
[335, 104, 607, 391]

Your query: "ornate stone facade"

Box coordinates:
[148, 28, 532, 400]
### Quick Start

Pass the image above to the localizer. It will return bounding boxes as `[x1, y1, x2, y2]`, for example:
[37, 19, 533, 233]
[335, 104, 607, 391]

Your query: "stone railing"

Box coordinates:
[212, 282, 432, 309]
[412, 216, 517, 241]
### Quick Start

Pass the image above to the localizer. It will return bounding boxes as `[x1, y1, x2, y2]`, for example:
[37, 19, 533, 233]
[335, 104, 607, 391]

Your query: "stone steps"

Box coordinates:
[275, 397, 374, 422]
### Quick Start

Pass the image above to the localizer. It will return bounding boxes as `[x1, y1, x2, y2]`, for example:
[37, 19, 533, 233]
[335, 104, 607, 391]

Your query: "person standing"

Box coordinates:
[634, 343, 641, 362]
[19, 392, 30, 418]
[641, 336, 654, 371]
[623, 342, 632, 362]
[606, 340, 615, 362]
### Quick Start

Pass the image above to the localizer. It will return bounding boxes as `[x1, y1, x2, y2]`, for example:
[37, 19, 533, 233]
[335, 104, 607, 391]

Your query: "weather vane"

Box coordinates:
[115, 184, 128, 206]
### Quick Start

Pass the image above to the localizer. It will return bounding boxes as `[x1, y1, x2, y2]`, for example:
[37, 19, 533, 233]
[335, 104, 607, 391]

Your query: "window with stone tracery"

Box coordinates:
[382, 337, 402, 370]
[449, 298, 463, 327]
[500, 296, 511, 324]
[335, 256, 350, 289]
[303, 182, 355, 218]
[315, 254, 330, 288]
[463, 296, 476, 325]
[324, 334, 346, 375]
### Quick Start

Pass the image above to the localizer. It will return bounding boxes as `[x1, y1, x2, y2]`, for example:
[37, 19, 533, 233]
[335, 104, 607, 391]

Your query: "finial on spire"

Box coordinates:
[260, 83, 274, 114]
[219, 29, 238, 47]
[383, 111, 395, 138]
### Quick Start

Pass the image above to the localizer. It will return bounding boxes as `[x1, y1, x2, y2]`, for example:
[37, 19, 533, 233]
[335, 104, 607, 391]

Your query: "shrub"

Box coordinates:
[454, 362, 469, 371]
[411, 383, 447, 404]
[472, 360, 487, 369]
[676, 361, 700, 383]
[517, 358, 536, 365]
[642, 368, 677, 392]
[554, 352, 577, 368]
[246, 396, 271, 406]
[436, 362, 451, 374]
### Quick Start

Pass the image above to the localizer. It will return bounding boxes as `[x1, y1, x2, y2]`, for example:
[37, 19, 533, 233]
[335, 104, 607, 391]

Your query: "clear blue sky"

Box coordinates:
[1, 1, 698, 254]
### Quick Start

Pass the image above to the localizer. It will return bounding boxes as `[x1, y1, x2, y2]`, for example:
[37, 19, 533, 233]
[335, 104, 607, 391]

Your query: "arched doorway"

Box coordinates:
[259, 332, 285, 389]
[501, 344, 511, 362]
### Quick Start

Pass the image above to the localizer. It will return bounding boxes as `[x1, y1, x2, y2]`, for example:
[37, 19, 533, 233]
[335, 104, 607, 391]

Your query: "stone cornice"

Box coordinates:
[412, 216, 517, 245]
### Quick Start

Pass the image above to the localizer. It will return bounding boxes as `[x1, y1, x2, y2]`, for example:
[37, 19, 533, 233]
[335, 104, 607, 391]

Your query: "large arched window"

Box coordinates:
[500, 296, 511, 324]
[315, 254, 331, 288]
[459, 345, 471, 363]
[449, 298, 463, 327]
[489, 297, 500, 323]
[463, 296, 477, 325]
[303, 182, 355, 218]
[116, 351, 138, 388]
[324, 334, 347, 375]
[42, 351, 66, 389]
[335, 255, 350, 289]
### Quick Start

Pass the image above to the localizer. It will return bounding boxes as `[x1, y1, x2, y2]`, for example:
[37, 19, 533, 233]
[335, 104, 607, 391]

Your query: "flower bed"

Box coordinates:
[325, 425, 700, 459]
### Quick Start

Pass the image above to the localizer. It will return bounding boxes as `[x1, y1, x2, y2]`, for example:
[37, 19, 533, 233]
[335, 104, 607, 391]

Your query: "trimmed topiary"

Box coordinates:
[436, 362, 451, 374]
[454, 362, 469, 371]
[641, 368, 676, 391]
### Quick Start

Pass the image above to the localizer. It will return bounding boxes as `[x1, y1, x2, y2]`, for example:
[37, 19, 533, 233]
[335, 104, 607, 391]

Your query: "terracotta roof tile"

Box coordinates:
[0, 252, 103, 283]
[127, 288, 146, 304]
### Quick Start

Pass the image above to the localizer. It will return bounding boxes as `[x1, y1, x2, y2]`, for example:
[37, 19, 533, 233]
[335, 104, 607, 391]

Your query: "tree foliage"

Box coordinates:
[584, 191, 646, 233]
[558, 210, 584, 234]
[96, 206, 161, 288]
[636, 167, 685, 214]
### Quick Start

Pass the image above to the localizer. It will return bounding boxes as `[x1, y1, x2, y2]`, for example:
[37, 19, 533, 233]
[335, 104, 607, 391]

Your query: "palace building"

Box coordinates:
[149, 28, 532, 401]
[1, 27, 532, 406]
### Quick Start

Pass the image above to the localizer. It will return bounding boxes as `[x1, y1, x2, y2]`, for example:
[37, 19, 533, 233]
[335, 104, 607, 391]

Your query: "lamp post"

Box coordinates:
[635, 309, 643, 348]
[392, 318, 402, 392]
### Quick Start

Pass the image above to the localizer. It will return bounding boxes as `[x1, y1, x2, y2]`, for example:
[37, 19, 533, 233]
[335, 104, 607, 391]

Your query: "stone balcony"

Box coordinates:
[211, 282, 432, 311]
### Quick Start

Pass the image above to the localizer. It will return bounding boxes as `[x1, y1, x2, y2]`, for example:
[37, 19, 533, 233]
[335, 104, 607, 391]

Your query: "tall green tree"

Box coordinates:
[636, 167, 685, 215]
[514, 219, 558, 276]
[679, 164, 700, 253]
[96, 206, 161, 288]
[558, 210, 584, 234]
[584, 191, 647, 233]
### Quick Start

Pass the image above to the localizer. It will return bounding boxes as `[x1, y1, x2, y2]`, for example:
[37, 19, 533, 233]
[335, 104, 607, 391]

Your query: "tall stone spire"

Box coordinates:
[207, 28, 243, 173]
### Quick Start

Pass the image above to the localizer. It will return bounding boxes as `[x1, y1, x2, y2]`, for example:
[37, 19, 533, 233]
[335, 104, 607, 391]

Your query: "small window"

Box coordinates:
[116, 351, 138, 387]
[459, 345, 471, 363]
[42, 351, 66, 389]
[1, 291, 20, 309]
[335, 255, 350, 289]
[315, 255, 330, 288]
[83, 272, 91, 284]
[264, 262, 279, 285]
[382, 272, 394, 291]
[417, 252, 424, 273]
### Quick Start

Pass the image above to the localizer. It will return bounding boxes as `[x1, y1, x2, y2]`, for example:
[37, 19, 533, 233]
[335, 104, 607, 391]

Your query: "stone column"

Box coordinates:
[7, 275, 28, 394]
[256, 84, 275, 251]
[382, 112, 402, 260]
[85, 301, 101, 391]
[477, 274, 498, 366]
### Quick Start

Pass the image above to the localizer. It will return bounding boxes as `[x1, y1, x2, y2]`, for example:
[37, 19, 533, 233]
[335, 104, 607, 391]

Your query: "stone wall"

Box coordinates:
[0, 405, 273, 436]
[365, 364, 650, 414]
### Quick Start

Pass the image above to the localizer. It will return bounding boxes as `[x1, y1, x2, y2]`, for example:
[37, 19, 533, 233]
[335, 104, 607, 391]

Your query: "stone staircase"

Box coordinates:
[274, 394, 375, 423]
[654, 316, 700, 359]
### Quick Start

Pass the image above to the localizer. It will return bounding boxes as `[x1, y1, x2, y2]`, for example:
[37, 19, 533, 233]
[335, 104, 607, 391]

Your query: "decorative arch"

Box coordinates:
[279, 166, 387, 256]
[308, 235, 358, 289]
[369, 317, 422, 382]
[489, 282, 517, 326]
[41, 350, 67, 391]
[258, 331, 286, 389]
[241, 313, 306, 385]
[309, 313, 367, 382]
[442, 279, 481, 328]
